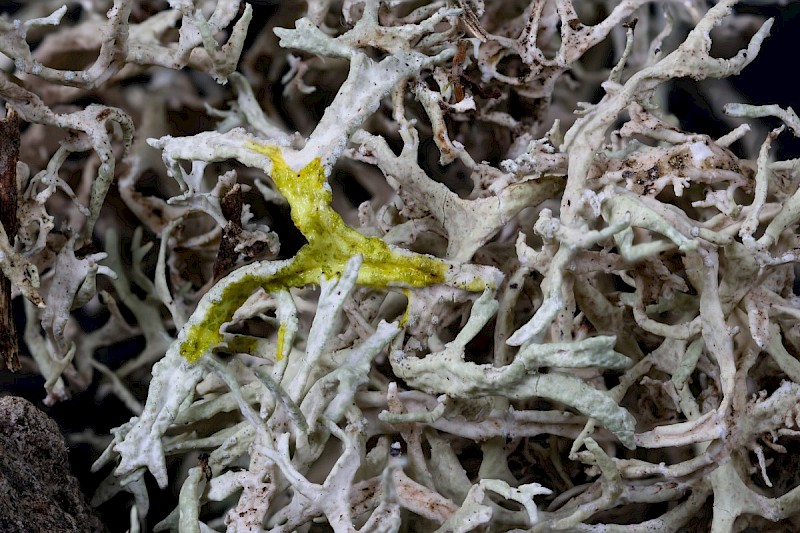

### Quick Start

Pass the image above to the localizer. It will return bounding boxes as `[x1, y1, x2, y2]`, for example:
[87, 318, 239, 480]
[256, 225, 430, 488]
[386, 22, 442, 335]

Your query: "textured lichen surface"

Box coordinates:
[3, 1, 800, 532]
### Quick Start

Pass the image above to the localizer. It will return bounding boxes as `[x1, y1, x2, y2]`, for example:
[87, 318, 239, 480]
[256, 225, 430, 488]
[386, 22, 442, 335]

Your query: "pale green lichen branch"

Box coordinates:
[391, 290, 636, 448]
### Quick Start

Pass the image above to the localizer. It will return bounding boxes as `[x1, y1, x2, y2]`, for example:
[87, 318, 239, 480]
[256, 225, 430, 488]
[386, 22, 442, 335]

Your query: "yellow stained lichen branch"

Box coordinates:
[178, 143, 465, 362]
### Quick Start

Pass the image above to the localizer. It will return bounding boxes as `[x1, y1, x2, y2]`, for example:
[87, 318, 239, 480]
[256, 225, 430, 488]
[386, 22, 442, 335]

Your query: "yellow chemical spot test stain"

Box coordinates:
[276, 322, 287, 360]
[179, 143, 462, 362]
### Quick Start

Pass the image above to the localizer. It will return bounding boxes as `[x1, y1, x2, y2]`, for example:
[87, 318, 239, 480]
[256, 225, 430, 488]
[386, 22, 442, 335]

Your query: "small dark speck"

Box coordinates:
[567, 18, 582, 30]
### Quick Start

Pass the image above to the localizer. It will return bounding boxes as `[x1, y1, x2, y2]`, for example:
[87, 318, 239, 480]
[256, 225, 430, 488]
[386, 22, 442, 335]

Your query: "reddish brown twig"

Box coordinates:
[0, 108, 20, 371]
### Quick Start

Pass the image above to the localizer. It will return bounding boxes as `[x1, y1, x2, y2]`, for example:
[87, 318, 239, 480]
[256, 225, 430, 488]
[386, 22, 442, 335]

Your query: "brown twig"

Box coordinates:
[0, 107, 20, 371]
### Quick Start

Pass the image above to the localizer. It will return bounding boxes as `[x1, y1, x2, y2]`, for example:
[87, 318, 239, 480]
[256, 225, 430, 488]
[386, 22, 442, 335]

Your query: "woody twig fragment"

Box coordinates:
[0, 108, 20, 371]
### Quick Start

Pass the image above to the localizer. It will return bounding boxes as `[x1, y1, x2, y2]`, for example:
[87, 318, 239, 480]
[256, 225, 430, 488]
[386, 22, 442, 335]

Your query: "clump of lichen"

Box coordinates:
[2, 1, 800, 532]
